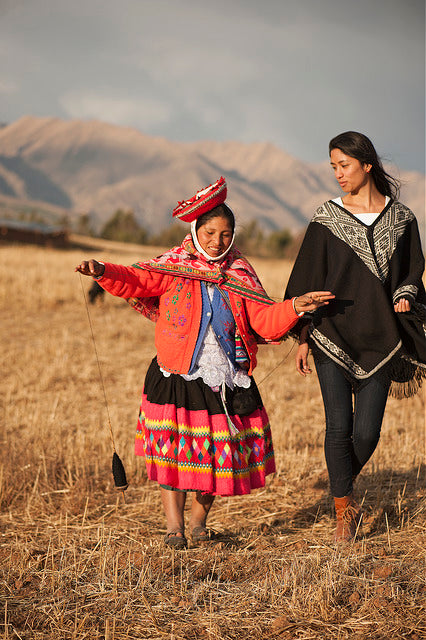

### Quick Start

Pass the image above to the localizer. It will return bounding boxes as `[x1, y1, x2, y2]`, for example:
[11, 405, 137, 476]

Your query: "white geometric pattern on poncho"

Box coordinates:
[313, 201, 414, 283]
[311, 327, 403, 379]
[393, 284, 419, 303]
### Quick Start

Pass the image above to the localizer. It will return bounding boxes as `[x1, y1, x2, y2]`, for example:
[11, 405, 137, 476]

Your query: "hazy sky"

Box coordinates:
[0, 0, 424, 172]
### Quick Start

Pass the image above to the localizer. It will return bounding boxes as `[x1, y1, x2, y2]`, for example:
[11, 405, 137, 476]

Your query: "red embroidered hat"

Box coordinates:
[172, 176, 227, 222]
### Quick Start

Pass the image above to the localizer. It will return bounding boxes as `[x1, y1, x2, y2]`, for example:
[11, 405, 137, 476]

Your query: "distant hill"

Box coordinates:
[0, 115, 424, 237]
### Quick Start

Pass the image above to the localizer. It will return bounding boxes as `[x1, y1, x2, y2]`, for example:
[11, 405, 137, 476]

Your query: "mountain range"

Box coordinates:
[0, 115, 424, 237]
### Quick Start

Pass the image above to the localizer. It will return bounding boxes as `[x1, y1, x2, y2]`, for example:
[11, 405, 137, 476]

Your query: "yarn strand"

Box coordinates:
[79, 274, 117, 451]
[79, 275, 128, 494]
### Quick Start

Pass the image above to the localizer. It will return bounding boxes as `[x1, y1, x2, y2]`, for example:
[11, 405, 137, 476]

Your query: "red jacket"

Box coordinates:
[97, 262, 299, 375]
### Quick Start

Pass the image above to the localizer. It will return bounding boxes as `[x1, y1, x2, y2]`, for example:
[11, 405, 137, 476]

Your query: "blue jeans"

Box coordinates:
[314, 354, 390, 498]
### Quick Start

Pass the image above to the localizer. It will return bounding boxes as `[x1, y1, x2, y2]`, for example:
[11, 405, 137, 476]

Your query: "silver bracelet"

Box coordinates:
[292, 297, 305, 317]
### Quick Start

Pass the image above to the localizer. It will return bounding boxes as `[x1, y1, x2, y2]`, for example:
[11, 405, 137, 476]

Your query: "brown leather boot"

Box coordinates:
[334, 494, 362, 543]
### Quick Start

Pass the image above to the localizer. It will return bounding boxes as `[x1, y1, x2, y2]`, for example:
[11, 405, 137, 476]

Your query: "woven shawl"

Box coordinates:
[126, 234, 273, 322]
[285, 199, 426, 397]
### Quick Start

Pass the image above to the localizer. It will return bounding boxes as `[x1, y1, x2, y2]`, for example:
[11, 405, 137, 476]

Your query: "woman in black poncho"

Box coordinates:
[285, 131, 426, 543]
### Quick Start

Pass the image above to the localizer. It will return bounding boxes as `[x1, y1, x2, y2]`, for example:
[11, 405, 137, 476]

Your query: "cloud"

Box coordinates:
[0, 0, 423, 171]
[0, 78, 18, 94]
[59, 91, 173, 127]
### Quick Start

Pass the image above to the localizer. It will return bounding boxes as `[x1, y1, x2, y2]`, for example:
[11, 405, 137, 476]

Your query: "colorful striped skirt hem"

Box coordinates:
[135, 358, 275, 496]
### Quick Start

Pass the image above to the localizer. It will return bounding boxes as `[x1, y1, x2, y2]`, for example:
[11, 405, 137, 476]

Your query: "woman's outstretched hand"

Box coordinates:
[75, 259, 105, 277]
[294, 291, 335, 314]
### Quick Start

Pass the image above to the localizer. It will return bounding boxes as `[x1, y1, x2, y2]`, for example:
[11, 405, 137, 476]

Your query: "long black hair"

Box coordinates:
[329, 131, 400, 200]
[195, 203, 235, 233]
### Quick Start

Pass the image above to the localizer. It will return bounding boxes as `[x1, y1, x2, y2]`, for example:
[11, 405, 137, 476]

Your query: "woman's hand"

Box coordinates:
[294, 291, 335, 314]
[75, 260, 105, 277]
[295, 324, 311, 376]
[296, 342, 311, 376]
[394, 297, 411, 313]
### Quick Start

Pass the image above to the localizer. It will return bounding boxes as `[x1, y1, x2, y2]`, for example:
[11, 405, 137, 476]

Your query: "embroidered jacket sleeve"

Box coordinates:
[95, 262, 172, 298]
[243, 298, 300, 341]
[225, 294, 299, 375]
[389, 217, 426, 305]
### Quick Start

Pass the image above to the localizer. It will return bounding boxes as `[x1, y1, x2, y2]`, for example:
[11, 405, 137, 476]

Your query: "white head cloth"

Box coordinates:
[190, 219, 235, 262]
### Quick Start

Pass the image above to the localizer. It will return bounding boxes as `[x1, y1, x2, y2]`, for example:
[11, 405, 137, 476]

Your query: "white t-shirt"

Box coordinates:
[332, 196, 390, 226]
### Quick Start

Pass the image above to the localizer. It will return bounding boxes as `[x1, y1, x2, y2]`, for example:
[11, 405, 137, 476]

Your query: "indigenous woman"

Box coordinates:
[76, 177, 333, 549]
[285, 132, 426, 543]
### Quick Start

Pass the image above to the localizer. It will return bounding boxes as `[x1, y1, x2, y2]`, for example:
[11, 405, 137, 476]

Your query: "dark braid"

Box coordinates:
[195, 204, 235, 233]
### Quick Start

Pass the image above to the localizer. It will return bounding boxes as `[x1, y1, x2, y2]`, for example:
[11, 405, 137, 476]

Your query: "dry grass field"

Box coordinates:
[1, 237, 425, 640]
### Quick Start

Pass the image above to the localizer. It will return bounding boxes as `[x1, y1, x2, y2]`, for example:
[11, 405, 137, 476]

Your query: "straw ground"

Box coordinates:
[1, 239, 425, 639]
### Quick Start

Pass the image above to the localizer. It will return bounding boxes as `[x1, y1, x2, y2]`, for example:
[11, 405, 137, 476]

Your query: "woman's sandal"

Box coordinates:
[164, 531, 187, 550]
[191, 526, 215, 543]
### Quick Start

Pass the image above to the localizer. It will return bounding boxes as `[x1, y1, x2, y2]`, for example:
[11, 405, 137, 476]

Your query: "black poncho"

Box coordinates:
[285, 199, 426, 397]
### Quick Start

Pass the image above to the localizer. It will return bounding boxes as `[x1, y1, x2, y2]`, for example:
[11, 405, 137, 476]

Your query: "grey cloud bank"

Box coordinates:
[0, 0, 424, 172]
